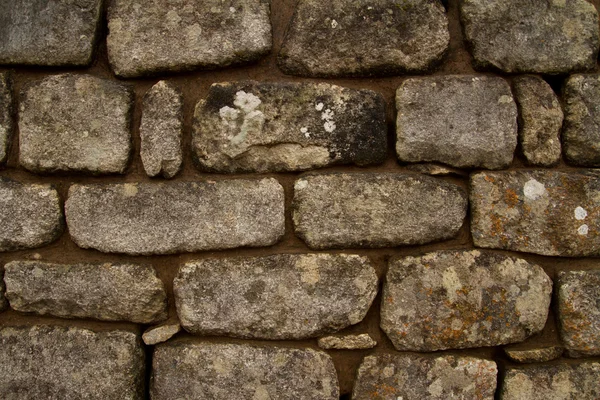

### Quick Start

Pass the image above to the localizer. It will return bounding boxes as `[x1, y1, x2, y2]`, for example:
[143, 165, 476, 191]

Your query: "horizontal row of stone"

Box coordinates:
[1, 251, 598, 356]
[4, 73, 600, 174]
[0, 325, 598, 399]
[3, 169, 600, 257]
[1, 0, 598, 78]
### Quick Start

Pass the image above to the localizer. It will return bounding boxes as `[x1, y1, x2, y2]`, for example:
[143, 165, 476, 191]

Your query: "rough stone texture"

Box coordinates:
[0, 325, 145, 399]
[318, 334, 377, 350]
[460, 0, 600, 74]
[0, 72, 13, 165]
[406, 163, 467, 177]
[107, 0, 272, 78]
[143, 323, 181, 346]
[65, 179, 284, 255]
[513, 75, 563, 167]
[278, 0, 449, 77]
[504, 345, 564, 363]
[151, 342, 339, 400]
[19, 74, 133, 174]
[556, 270, 600, 357]
[140, 81, 183, 179]
[563, 74, 600, 166]
[174, 254, 378, 339]
[293, 173, 467, 249]
[352, 353, 497, 400]
[0, 179, 63, 252]
[0, 266, 7, 312]
[501, 362, 600, 400]
[381, 250, 552, 351]
[193, 81, 386, 173]
[396, 75, 517, 169]
[4, 261, 167, 324]
[0, 0, 102, 66]
[471, 170, 600, 256]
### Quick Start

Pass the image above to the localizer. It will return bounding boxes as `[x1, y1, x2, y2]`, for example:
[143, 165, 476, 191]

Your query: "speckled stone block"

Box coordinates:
[0, 0, 102, 66]
[396, 75, 517, 169]
[0, 72, 14, 165]
[192, 81, 386, 173]
[278, 0, 449, 77]
[504, 345, 564, 364]
[151, 342, 339, 400]
[563, 74, 600, 166]
[352, 353, 497, 400]
[460, 0, 600, 74]
[318, 334, 377, 350]
[140, 81, 183, 179]
[174, 254, 378, 339]
[381, 250, 552, 351]
[19, 74, 133, 174]
[65, 179, 285, 255]
[293, 173, 467, 249]
[0, 325, 145, 399]
[471, 170, 600, 256]
[107, 0, 272, 77]
[556, 269, 600, 357]
[142, 323, 181, 346]
[501, 362, 600, 400]
[0, 179, 63, 252]
[4, 261, 167, 324]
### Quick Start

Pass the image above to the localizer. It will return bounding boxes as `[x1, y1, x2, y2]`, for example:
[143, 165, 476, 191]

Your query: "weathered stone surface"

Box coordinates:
[557, 269, 600, 357]
[381, 250, 552, 351]
[471, 170, 600, 256]
[4, 261, 167, 324]
[318, 334, 377, 350]
[151, 342, 339, 400]
[0, 325, 145, 399]
[406, 163, 467, 177]
[19, 74, 133, 174]
[396, 75, 517, 169]
[501, 362, 600, 400]
[193, 81, 386, 173]
[143, 323, 181, 346]
[352, 353, 497, 400]
[293, 173, 467, 249]
[513, 75, 563, 166]
[66, 179, 284, 255]
[0, 72, 13, 165]
[175, 254, 377, 339]
[504, 345, 564, 364]
[563, 74, 600, 166]
[0, 179, 63, 252]
[140, 81, 183, 178]
[278, 0, 449, 77]
[0, 266, 7, 312]
[0, 0, 102, 66]
[107, 0, 272, 78]
[460, 0, 600, 74]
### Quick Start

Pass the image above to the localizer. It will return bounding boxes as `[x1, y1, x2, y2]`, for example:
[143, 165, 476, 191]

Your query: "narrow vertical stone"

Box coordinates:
[0, 72, 13, 165]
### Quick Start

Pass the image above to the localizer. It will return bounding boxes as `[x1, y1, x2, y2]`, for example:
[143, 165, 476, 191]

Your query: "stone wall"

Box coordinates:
[0, 0, 600, 399]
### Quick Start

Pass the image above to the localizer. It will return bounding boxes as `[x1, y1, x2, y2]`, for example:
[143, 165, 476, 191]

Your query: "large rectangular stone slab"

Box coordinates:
[107, 0, 272, 77]
[460, 0, 600, 74]
[471, 170, 600, 256]
[278, 0, 449, 77]
[0, 179, 63, 252]
[501, 362, 600, 400]
[174, 254, 378, 339]
[65, 179, 284, 255]
[396, 75, 517, 169]
[0, 72, 13, 165]
[381, 250, 552, 351]
[0, 0, 102, 66]
[293, 173, 467, 249]
[352, 353, 497, 400]
[151, 342, 339, 400]
[19, 74, 133, 174]
[0, 325, 145, 399]
[193, 81, 386, 173]
[4, 261, 167, 324]
[556, 269, 600, 357]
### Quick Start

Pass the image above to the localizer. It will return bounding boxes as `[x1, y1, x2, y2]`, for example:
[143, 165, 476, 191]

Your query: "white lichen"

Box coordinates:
[523, 179, 547, 200]
[575, 206, 588, 220]
[324, 121, 336, 133]
[331, 19, 338, 28]
[233, 91, 261, 113]
[315, 102, 324, 111]
[578, 224, 589, 235]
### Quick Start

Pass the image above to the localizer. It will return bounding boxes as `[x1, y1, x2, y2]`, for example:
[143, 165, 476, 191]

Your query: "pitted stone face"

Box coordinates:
[0, 72, 13, 165]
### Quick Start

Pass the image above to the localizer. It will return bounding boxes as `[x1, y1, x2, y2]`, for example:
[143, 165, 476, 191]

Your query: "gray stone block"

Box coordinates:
[318, 334, 377, 350]
[0, 72, 14, 165]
